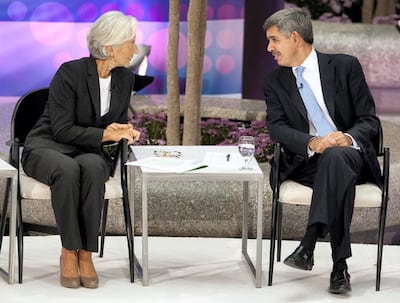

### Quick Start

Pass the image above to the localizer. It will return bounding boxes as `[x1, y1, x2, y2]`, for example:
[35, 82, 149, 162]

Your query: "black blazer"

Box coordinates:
[264, 52, 382, 187]
[23, 57, 135, 155]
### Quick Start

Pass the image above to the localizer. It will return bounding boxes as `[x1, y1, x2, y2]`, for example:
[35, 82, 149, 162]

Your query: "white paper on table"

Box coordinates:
[126, 157, 207, 173]
[202, 152, 244, 169]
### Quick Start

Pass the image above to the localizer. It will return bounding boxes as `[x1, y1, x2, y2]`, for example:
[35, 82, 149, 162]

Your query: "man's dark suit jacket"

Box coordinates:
[23, 57, 135, 156]
[264, 52, 382, 187]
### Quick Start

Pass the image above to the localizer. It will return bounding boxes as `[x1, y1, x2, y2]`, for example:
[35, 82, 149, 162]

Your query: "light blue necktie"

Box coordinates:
[296, 66, 334, 137]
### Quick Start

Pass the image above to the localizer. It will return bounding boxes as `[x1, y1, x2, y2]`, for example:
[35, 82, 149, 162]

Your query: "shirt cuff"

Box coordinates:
[307, 136, 317, 158]
[345, 133, 360, 150]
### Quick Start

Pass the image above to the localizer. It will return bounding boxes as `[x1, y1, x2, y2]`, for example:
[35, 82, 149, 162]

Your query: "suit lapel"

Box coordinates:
[279, 67, 308, 122]
[317, 52, 335, 120]
[86, 58, 101, 124]
[100, 68, 128, 125]
[108, 69, 122, 115]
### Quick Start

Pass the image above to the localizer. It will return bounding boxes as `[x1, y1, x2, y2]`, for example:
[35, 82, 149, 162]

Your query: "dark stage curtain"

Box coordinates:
[242, 0, 284, 100]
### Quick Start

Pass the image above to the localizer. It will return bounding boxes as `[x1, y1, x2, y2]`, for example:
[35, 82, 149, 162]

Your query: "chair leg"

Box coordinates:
[268, 197, 279, 286]
[17, 197, 23, 283]
[99, 199, 109, 258]
[376, 205, 388, 291]
[120, 160, 134, 283]
[119, 140, 134, 282]
[277, 203, 283, 262]
[0, 178, 11, 251]
[122, 192, 134, 283]
[376, 236, 382, 291]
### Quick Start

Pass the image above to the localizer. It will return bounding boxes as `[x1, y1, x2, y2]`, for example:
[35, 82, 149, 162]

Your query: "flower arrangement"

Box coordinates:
[285, 0, 362, 22]
[128, 112, 274, 162]
[286, 0, 400, 24]
[128, 112, 167, 146]
[218, 120, 275, 163]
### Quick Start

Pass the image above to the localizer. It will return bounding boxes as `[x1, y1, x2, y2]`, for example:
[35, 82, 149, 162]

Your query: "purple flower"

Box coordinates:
[128, 113, 274, 162]
[287, 0, 372, 23]
[373, 15, 400, 25]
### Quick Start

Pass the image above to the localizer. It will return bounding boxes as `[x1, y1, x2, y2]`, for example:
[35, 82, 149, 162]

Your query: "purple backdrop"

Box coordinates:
[0, 0, 244, 96]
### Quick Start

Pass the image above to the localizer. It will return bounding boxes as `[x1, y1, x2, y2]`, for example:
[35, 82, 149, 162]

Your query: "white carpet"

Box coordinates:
[1, 235, 400, 302]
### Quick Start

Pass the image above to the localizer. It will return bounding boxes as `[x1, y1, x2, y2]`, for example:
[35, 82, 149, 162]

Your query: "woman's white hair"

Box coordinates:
[87, 11, 137, 59]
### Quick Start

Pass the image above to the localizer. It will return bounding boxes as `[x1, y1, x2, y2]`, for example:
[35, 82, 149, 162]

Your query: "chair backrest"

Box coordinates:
[126, 44, 154, 94]
[374, 118, 384, 157]
[127, 44, 151, 75]
[132, 75, 154, 94]
[11, 88, 49, 144]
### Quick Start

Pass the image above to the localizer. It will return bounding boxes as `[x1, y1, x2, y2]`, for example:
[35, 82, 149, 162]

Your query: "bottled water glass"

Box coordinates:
[238, 136, 255, 170]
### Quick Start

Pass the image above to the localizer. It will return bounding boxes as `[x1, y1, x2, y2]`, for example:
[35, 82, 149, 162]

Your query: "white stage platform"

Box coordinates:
[1, 236, 400, 302]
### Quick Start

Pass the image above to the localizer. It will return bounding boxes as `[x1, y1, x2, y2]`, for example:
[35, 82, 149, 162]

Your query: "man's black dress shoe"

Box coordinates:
[283, 245, 314, 270]
[329, 270, 351, 294]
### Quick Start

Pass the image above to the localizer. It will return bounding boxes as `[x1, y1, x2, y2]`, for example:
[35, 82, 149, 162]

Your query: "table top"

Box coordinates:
[129, 145, 264, 180]
[0, 157, 17, 177]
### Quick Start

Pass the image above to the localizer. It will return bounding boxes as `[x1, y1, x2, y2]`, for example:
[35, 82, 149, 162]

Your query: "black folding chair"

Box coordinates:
[268, 119, 390, 291]
[0, 88, 135, 283]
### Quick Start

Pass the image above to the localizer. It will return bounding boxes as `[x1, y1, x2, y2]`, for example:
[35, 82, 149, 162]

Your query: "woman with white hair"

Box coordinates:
[21, 11, 141, 288]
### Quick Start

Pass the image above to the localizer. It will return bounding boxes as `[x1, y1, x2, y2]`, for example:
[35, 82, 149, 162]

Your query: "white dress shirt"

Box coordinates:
[293, 49, 358, 156]
[292, 49, 337, 136]
[99, 76, 111, 117]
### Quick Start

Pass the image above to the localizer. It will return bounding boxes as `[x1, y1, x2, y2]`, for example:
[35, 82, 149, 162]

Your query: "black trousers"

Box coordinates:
[22, 148, 111, 251]
[290, 146, 365, 262]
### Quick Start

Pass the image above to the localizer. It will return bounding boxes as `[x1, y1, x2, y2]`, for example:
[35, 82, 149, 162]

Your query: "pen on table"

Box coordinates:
[226, 154, 230, 161]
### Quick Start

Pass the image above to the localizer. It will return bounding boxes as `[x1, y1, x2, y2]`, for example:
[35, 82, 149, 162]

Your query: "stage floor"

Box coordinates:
[1, 235, 399, 302]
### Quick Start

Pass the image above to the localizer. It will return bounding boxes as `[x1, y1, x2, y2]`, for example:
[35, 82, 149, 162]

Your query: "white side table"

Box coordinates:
[0, 158, 17, 284]
[129, 145, 264, 287]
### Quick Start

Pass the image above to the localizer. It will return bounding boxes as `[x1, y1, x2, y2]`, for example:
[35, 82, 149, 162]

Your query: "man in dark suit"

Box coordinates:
[263, 8, 382, 294]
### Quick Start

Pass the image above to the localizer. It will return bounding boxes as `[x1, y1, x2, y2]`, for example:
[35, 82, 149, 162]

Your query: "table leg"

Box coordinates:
[241, 180, 263, 288]
[242, 181, 249, 253]
[255, 178, 263, 288]
[142, 177, 149, 286]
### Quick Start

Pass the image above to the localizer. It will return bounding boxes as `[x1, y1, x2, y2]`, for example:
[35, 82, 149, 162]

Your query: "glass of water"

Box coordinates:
[238, 136, 255, 170]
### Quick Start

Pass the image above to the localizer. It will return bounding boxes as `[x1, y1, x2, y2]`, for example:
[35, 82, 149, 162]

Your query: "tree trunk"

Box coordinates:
[182, 0, 207, 145]
[375, 0, 397, 16]
[166, 0, 181, 145]
[362, 0, 397, 23]
[362, 0, 374, 23]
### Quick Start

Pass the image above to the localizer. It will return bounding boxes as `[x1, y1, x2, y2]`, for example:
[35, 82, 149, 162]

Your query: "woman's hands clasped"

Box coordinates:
[103, 123, 140, 145]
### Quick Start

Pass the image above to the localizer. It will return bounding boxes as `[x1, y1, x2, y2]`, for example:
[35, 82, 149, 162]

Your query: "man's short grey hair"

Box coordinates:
[87, 11, 137, 59]
[263, 7, 313, 44]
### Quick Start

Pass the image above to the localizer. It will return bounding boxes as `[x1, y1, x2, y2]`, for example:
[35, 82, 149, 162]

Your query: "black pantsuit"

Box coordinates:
[22, 57, 135, 252]
[22, 148, 111, 251]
